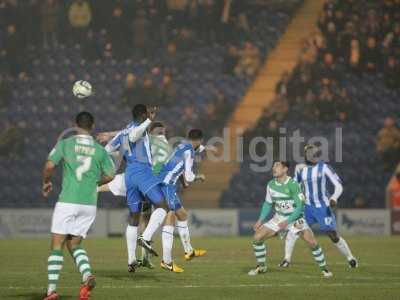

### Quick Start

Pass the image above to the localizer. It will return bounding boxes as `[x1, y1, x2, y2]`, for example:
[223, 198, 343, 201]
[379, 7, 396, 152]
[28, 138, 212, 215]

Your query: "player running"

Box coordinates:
[279, 144, 358, 269]
[42, 112, 115, 300]
[248, 161, 333, 278]
[103, 104, 169, 271]
[158, 129, 207, 272]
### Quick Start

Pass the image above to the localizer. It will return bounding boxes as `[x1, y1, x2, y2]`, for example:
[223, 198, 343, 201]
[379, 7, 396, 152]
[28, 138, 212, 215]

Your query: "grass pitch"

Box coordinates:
[0, 236, 399, 300]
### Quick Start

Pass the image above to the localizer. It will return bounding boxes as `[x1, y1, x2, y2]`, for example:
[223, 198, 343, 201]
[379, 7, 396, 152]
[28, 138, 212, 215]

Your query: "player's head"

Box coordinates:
[272, 160, 290, 178]
[187, 129, 204, 150]
[75, 111, 94, 132]
[304, 144, 320, 164]
[131, 104, 148, 122]
[149, 121, 166, 136]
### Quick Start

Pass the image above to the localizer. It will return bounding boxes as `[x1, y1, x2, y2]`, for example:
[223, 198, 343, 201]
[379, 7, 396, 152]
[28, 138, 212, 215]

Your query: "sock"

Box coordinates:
[162, 225, 175, 264]
[126, 225, 138, 264]
[311, 245, 327, 270]
[284, 230, 299, 262]
[176, 220, 193, 253]
[142, 208, 167, 241]
[141, 245, 147, 260]
[334, 237, 355, 260]
[252, 241, 267, 267]
[47, 250, 64, 295]
[71, 246, 92, 283]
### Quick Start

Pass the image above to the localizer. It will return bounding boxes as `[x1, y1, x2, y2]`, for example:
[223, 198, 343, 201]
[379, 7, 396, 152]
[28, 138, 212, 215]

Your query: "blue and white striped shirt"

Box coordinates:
[105, 119, 153, 169]
[295, 161, 343, 208]
[159, 141, 195, 185]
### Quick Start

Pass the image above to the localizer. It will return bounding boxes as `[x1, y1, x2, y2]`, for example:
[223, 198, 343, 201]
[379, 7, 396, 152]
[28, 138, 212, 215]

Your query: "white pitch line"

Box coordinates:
[2, 282, 400, 291]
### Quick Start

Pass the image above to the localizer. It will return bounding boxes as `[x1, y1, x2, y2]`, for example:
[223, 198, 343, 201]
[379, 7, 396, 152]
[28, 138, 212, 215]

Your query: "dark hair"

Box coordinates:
[149, 121, 165, 132]
[131, 104, 147, 120]
[187, 129, 203, 140]
[75, 111, 94, 130]
[274, 160, 290, 169]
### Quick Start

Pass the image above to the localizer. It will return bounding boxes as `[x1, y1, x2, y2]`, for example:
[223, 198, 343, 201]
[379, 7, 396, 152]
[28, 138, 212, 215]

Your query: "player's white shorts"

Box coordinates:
[51, 202, 97, 239]
[108, 173, 126, 197]
[263, 213, 309, 234]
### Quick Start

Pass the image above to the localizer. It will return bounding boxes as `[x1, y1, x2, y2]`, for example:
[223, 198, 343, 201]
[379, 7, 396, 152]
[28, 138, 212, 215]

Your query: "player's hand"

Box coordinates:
[42, 182, 53, 198]
[148, 106, 157, 121]
[329, 199, 337, 209]
[278, 220, 289, 230]
[195, 174, 206, 182]
[253, 221, 262, 231]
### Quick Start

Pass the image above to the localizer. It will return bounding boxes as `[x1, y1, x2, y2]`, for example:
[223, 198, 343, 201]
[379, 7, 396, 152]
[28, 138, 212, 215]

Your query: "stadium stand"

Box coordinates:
[0, 0, 303, 207]
[221, 0, 400, 209]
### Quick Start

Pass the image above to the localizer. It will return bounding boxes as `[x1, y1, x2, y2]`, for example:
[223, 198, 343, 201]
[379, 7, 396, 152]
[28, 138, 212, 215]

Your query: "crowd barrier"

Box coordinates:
[0, 208, 396, 239]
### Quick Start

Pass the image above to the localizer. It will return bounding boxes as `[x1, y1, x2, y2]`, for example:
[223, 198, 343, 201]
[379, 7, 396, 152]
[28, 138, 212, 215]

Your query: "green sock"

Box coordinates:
[47, 250, 64, 295]
[252, 241, 267, 267]
[311, 245, 327, 270]
[72, 246, 92, 282]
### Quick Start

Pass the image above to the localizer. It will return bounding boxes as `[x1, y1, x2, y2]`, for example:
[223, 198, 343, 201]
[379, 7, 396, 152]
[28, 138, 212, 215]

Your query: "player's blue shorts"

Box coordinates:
[125, 165, 164, 213]
[161, 184, 182, 211]
[304, 204, 337, 232]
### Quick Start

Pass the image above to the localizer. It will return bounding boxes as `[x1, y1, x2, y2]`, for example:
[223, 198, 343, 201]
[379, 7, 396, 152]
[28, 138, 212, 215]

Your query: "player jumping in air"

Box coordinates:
[158, 129, 207, 272]
[279, 144, 358, 269]
[248, 161, 333, 278]
[103, 104, 169, 271]
[98, 122, 208, 272]
[97, 121, 172, 270]
[42, 112, 116, 300]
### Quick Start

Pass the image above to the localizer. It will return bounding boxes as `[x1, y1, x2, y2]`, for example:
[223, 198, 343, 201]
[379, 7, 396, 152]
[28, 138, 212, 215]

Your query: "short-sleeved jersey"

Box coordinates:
[48, 134, 115, 206]
[106, 122, 152, 170]
[150, 134, 172, 175]
[265, 177, 305, 217]
[159, 142, 194, 185]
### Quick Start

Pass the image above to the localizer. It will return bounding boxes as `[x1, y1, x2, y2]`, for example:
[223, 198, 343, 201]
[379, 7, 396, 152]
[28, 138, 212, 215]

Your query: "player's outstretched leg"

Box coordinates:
[279, 230, 299, 268]
[161, 212, 183, 273]
[327, 231, 358, 268]
[67, 238, 96, 300]
[175, 208, 206, 261]
[301, 229, 333, 278]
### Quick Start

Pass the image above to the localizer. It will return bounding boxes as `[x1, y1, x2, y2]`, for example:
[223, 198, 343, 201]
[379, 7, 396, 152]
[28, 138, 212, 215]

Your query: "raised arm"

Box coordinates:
[128, 119, 152, 143]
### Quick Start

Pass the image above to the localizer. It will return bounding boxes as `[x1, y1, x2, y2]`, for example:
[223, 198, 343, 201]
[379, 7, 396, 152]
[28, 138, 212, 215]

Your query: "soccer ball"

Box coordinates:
[73, 80, 92, 98]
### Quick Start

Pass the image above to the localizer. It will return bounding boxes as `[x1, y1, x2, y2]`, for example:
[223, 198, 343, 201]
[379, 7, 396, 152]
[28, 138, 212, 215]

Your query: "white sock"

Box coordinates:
[126, 225, 138, 264]
[176, 220, 193, 253]
[162, 225, 175, 264]
[284, 230, 299, 262]
[334, 237, 355, 260]
[142, 208, 167, 241]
